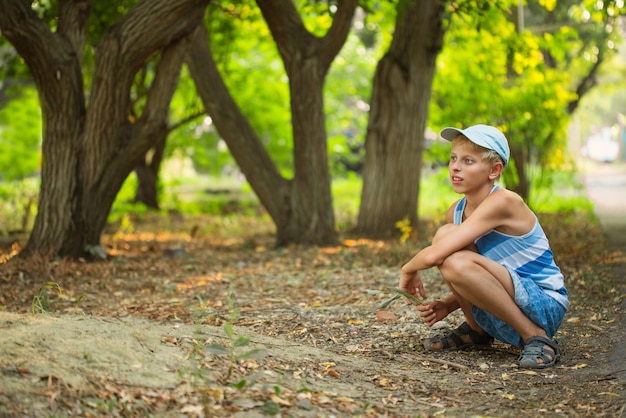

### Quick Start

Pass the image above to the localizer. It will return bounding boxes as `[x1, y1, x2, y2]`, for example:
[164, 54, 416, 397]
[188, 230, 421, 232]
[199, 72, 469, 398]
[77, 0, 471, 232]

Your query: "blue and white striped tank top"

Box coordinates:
[453, 186, 570, 310]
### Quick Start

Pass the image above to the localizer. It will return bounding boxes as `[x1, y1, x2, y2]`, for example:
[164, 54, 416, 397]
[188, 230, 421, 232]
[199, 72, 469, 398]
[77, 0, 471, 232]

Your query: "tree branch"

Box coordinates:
[57, 0, 91, 63]
[82, 0, 209, 186]
[184, 23, 289, 221]
[256, 0, 358, 72]
[567, 49, 603, 114]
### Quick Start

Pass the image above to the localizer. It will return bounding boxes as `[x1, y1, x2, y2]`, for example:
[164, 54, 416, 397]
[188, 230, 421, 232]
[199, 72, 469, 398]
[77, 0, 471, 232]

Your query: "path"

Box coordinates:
[582, 162, 626, 397]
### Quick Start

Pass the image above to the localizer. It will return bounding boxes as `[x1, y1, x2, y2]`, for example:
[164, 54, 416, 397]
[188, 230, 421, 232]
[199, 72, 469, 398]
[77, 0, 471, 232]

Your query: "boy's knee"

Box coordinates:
[439, 251, 475, 280]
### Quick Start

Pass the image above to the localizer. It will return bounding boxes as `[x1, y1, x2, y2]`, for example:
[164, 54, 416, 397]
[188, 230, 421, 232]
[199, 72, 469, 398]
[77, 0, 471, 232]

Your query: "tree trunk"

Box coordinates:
[508, 142, 530, 202]
[0, 0, 209, 258]
[257, 0, 357, 245]
[133, 133, 168, 209]
[0, 0, 89, 256]
[77, 32, 196, 254]
[186, 0, 357, 246]
[357, 1, 446, 238]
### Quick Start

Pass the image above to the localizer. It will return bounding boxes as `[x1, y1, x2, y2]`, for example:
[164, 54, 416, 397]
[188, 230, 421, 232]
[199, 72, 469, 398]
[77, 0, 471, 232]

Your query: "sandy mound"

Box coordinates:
[0, 311, 404, 409]
[0, 312, 192, 392]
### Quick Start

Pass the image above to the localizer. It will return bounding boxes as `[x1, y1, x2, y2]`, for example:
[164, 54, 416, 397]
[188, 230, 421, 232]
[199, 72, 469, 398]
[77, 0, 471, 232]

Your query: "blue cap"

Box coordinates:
[440, 124, 510, 168]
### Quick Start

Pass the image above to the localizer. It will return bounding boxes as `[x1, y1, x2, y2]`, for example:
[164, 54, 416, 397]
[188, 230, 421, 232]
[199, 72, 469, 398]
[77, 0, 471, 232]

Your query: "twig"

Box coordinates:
[284, 298, 337, 343]
[587, 323, 603, 332]
[416, 355, 469, 371]
[378, 294, 401, 310]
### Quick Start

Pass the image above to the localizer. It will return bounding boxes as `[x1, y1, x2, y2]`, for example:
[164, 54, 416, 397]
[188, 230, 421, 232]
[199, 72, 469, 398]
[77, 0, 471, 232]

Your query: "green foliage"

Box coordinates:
[418, 167, 457, 220]
[428, 0, 620, 194]
[331, 175, 362, 228]
[0, 178, 39, 234]
[30, 281, 63, 314]
[529, 169, 593, 214]
[326, 30, 380, 177]
[108, 174, 150, 224]
[0, 87, 41, 181]
[199, 4, 293, 174]
[204, 283, 267, 383]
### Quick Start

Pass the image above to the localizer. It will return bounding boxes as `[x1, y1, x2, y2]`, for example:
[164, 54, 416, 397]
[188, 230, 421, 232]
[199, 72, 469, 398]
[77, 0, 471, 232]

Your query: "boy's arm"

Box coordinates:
[403, 192, 513, 273]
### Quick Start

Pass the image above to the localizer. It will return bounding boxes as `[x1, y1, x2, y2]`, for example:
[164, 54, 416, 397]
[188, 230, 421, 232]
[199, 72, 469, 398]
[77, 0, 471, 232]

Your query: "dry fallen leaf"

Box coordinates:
[376, 309, 398, 322]
[269, 393, 292, 406]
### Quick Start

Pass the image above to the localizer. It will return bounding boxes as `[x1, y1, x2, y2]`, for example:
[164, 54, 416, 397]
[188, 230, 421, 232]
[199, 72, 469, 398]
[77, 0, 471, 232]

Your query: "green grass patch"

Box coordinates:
[0, 177, 39, 234]
[0, 166, 597, 239]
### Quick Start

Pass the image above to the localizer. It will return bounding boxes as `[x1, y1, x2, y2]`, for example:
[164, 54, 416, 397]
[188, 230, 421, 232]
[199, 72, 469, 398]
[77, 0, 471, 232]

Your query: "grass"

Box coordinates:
[0, 166, 596, 238]
[0, 178, 39, 234]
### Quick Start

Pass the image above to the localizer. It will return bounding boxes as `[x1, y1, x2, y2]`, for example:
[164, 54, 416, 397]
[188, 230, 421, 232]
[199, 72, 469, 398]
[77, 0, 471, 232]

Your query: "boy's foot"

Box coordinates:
[518, 336, 560, 368]
[424, 322, 494, 351]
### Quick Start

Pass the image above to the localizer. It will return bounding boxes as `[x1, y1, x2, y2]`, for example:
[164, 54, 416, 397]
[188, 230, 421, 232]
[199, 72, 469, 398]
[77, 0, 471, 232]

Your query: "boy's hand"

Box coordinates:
[416, 300, 449, 326]
[398, 269, 427, 303]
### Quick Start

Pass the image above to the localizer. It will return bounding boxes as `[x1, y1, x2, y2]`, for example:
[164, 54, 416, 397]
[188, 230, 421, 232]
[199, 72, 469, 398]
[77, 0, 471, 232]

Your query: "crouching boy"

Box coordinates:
[399, 124, 569, 368]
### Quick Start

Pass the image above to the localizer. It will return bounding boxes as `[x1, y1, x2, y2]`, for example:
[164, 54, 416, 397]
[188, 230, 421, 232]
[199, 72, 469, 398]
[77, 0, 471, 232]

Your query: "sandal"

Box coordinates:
[518, 336, 560, 369]
[424, 322, 494, 351]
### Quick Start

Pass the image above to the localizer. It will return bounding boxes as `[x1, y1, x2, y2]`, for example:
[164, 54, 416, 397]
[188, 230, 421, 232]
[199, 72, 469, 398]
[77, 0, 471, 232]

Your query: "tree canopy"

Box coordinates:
[0, 0, 624, 258]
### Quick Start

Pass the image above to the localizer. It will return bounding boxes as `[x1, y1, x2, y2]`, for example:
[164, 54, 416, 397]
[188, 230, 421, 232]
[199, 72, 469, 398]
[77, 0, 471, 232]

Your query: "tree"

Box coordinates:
[429, 0, 625, 201]
[0, 0, 209, 257]
[356, 0, 446, 237]
[185, 0, 358, 246]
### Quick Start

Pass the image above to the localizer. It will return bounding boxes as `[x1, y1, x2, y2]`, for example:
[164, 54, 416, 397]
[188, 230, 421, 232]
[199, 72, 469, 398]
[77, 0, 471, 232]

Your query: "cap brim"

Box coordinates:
[440, 127, 464, 141]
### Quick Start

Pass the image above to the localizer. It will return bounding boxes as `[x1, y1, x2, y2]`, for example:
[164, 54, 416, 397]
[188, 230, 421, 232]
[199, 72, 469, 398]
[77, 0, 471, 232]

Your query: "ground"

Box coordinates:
[0, 165, 625, 417]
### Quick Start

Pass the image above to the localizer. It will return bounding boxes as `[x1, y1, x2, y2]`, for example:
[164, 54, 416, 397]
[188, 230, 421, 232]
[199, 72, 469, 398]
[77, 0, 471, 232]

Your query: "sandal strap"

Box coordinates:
[524, 336, 559, 353]
[518, 336, 560, 368]
[458, 322, 494, 345]
[425, 322, 493, 351]
[437, 330, 465, 349]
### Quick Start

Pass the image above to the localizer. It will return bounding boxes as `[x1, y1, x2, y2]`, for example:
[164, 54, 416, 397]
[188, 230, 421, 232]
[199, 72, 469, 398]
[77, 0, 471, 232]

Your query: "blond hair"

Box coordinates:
[452, 135, 505, 166]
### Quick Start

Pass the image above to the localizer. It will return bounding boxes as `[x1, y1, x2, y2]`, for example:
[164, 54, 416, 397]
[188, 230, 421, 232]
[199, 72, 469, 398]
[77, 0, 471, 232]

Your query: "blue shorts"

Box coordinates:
[472, 268, 567, 348]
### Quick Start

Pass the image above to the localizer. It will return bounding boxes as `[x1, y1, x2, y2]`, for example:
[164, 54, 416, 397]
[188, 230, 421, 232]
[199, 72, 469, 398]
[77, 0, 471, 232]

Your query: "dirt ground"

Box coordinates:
[0, 165, 625, 417]
[583, 162, 626, 400]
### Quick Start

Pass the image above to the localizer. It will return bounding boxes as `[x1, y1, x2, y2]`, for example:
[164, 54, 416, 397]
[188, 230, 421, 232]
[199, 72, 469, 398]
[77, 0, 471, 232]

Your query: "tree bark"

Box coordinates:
[133, 135, 167, 209]
[257, 0, 357, 245]
[0, 0, 90, 255]
[186, 0, 357, 246]
[0, 0, 209, 258]
[357, 1, 446, 238]
[185, 24, 290, 231]
[508, 142, 530, 202]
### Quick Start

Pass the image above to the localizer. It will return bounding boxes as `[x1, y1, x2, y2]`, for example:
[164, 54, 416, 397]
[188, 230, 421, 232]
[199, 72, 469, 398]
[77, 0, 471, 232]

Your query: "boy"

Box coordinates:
[399, 124, 569, 369]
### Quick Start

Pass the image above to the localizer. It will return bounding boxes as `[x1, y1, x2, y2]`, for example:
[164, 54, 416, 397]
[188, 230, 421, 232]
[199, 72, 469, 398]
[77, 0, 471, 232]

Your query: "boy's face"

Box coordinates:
[449, 141, 495, 194]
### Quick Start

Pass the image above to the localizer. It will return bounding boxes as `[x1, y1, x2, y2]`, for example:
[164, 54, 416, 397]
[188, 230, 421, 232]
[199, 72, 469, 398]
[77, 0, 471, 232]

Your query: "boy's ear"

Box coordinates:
[488, 161, 504, 179]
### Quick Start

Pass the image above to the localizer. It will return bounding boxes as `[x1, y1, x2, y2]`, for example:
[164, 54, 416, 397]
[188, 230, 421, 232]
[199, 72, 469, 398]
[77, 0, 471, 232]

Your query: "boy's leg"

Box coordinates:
[439, 250, 547, 343]
[428, 224, 558, 366]
[432, 224, 547, 343]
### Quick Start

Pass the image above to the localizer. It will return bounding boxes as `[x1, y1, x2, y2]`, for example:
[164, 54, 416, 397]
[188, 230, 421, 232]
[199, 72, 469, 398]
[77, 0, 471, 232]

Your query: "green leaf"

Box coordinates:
[222, 323, 235, 339]
[231, 379, 247, 390]
[233, 335, 250, 348]
[261, 400, 281, 416]
[205, 344, 230, 355]
[388, 287, 423, 304]
[234, 348, 267, 362]
[378, 294, 401, 309]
